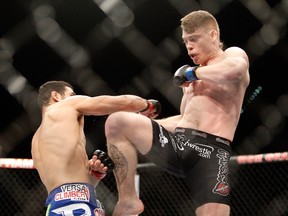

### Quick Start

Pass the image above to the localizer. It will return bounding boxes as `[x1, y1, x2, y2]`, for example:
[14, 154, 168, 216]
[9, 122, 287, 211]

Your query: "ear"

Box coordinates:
[210, 29, 218, 40]
[50, 91, 62, 102]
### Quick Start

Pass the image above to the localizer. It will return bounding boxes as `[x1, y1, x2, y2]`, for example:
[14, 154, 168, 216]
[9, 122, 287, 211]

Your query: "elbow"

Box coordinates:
[224, 57, 248, 81]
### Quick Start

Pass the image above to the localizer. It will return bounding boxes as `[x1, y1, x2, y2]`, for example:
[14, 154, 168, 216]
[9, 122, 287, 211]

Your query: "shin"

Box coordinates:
[105, 113, 144, 216]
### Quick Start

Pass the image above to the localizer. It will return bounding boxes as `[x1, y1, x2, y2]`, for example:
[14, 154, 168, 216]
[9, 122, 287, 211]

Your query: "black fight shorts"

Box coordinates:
[145, 120, 232, 208]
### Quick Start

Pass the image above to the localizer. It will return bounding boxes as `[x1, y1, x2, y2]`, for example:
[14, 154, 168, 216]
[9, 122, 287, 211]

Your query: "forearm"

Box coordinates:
[81, 95, 149, 115]
[195, 57, 247, 83]
[112, 95, 149, 112]
[195, 46, 249, 84]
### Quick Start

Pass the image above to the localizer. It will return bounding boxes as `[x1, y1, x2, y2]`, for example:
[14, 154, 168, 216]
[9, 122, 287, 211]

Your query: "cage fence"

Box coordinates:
[0, 152, 287, 216]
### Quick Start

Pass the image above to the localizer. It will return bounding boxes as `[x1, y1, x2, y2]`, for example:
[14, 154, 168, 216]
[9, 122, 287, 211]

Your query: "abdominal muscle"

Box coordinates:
[177, 109, 237, 141]
[177, 83, 242, 141]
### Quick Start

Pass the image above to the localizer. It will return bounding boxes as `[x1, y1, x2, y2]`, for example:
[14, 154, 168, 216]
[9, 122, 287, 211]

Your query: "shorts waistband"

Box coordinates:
[175, 127, 231, 146]
[46, 182, 96, 206]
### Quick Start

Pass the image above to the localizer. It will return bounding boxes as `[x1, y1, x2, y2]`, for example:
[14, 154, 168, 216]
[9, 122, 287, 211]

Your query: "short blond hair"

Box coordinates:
[181, 10, 219, 33]
[181, 10, 222, 47]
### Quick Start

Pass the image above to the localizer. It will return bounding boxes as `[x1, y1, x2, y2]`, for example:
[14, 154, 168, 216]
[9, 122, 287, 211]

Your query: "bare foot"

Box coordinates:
[112, 198, 144, 216]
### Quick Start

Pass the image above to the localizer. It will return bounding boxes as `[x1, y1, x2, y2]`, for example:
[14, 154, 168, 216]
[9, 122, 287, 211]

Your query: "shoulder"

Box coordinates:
[224, 46, 249, 63]
[60, 95, 91, 106]
[224, 46, 248, 57]
[49, 96, 91, 113]
[64, 95, 91, 102]
[224, 46, 247, 55]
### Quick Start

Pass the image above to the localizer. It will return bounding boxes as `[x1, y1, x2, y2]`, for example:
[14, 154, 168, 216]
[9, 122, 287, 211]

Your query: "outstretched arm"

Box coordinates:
[73, 95, 149, 116]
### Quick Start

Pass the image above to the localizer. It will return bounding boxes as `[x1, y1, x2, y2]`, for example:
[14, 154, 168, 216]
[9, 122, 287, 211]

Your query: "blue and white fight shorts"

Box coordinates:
[45, 182, 105, 216]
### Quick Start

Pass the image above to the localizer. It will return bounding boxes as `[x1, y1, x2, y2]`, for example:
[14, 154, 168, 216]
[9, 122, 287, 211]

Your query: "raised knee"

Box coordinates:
[105, 112, 124, 137]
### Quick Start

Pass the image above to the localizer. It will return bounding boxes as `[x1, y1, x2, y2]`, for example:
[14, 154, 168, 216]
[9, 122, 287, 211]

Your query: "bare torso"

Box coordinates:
[176, 52, 250, 141]
[177, 78, 247, 141]
[31, 102, 92, 193]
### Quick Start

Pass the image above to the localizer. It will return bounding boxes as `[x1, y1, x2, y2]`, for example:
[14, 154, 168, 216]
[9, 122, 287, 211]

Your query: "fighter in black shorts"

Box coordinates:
[145, 120, 231, 209]
[105, 10, 249, 216]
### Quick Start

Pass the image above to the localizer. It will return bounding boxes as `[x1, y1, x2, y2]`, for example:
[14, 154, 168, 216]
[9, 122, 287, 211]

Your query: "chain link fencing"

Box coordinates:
[0, 152, 287, 216]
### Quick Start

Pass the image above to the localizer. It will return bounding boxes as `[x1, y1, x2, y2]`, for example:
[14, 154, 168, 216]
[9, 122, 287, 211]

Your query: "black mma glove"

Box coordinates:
[173, 64, 199, 87]
[90, 149, 115, 180]
[140, 99, 161, 116]
[93, 149, 115, 172]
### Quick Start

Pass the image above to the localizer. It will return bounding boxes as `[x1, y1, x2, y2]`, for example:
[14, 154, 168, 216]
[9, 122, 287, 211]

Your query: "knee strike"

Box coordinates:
[105, 112, 125, 137]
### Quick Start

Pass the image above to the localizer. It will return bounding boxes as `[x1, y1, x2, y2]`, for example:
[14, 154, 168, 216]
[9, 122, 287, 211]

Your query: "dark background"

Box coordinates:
[1, 0, 288, 160]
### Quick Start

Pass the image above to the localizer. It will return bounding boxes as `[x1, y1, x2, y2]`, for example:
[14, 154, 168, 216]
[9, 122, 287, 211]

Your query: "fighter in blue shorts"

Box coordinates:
[45, 183, 104, 216]
[31, 81, 154, 216]
[44, 150, 114, 216]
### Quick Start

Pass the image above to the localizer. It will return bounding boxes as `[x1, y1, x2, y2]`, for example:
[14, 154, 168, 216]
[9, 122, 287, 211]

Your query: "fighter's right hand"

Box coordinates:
[173, 64, 199, 87]
[140, 99, 161, 119]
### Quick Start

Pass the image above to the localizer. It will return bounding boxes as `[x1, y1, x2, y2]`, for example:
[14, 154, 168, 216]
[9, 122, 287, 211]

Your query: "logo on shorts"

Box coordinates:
[55, 184, 90, 201]
[94, 209, 105, 216]
[159, 125, 168, 147]
[213, 182, 229, 196]
[176, 134, 214, 159]
[94, 199, 105, 216]
[216, 137, 230, 146]
[191, 130, 207, 138]
[212, 149, 230, 196]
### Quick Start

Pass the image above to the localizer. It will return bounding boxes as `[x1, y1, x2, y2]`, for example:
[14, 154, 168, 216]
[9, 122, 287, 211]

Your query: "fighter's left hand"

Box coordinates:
[89, 150, 115, 180]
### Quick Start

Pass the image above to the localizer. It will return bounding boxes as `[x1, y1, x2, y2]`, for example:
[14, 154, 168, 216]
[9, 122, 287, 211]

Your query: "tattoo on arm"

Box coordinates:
[109, 144, 128, 185]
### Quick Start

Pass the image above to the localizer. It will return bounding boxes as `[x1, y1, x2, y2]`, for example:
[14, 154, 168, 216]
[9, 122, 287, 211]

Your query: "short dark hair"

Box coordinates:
[38, 81, 73, 108]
